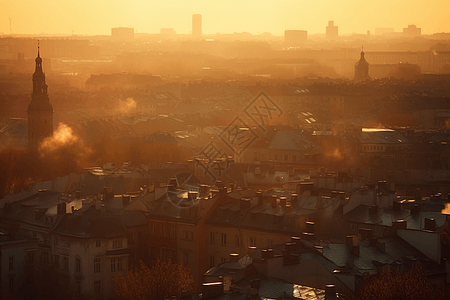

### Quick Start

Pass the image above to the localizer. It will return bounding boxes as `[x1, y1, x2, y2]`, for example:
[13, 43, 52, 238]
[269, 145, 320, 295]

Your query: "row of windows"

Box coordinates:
[255, 153, 298, 162]
[209, 233, 258, 247]
[150, 223, 177, 238]
[94, 257, 123, 272]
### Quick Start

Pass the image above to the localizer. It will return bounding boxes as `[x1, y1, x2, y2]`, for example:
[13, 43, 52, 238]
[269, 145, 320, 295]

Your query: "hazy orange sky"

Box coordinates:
[2, 0, 449, 36]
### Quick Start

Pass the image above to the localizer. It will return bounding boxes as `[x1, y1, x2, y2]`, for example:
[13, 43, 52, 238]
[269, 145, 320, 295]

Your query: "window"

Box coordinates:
[274, 154, 278, 161]
[76, 281, 81, 294]
[209, 256, 215, 268]
[44, 235, 51, 245]
[235, 235, 240, 247]
[94, 258, 101, 272]
[94, 281, 101, 293]
[183, 252, 189, 265]
[9, 257, 14, 271]
[117, 258, 123, 271]
[75, 257, 81, 272]
[113, 240, 122, 248]
[209, 232, 215, 244]
[150, 223, 155, 235]
[9, 278, 14, 292]
[171, 226, 176, 239]
[54, 255, 60, 268]
[249, 237, 256, 247]
[163, 224, 168, 237]
[111, 258, 116, 272]
[221, 233, 227, 245]
[96, 240, 101, 247]
[284, 154, 288, 161]
[63, 256, 69, 270]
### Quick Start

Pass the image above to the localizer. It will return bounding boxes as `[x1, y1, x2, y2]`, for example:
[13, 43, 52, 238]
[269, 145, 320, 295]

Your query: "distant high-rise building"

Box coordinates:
[111, 27, 134, 39]
[326, 21, 338, 40]
[28, 44, 53, 151]
[192, 14, 202, 37]
[354, 50, 371, 81]
[284, 30, 307, 45]
[403, 25, 421, 37]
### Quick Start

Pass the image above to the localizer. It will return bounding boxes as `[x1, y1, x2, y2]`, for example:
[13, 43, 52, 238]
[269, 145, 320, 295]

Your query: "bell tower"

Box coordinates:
[27, 42, 53, 152]
[354, 49, 371, 82]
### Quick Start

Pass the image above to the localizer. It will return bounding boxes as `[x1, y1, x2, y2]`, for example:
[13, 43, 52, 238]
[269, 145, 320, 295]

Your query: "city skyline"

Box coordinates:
[1, 0, 450, 36]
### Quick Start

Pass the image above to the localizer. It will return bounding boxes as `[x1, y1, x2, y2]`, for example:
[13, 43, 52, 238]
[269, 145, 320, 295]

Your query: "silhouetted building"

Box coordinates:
[192, 14, 202, 37]
[27, 45, 53, 151]
[284, 30, 307, 45]
[160, 28, 176, 35]
[403, 25, 421, 37]
[326, 21, 338, 40]
[354, 50, 370, 81]
[111, 27, 134, 39]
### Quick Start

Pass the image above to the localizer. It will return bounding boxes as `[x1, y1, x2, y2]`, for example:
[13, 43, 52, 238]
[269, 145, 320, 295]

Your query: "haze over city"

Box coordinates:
[2, 0, 450, 35]
[2, 1, 450, 300]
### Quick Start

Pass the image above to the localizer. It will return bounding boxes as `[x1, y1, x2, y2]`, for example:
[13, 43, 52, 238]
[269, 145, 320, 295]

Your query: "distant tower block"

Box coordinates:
[284, 30, 307, 45]
[326, 21, 338, 40]
[403, 25, 421, 37]
[28, 44, 53, 152]
[192, 14, 202, 37]
[354, 50, 371, 82]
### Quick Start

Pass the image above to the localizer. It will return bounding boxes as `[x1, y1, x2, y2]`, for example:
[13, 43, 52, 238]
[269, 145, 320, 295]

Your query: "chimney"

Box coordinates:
[257, 191, 263, 205]
[285, 203, 293, 213]
[411, 204, 420, 215]
[325, 285, 337, 298]
[271, 195, 278, 208]
[369, 204, 378, 215]
[101, 204, 106, 213]
[424, 218, 437, 231]
[229, 253, 239, 262]
[240, 198, 251, 210]
[359, 228, 373, 240]
[305, 221, 315, 234]
[250, 279, 260, 300]
[279, 197, 287, 208]
[261, 249, 274, 259]
[122, 195, 131, 206]
[188, 191, 198, 202]
[296, 182, 313, 197]
[35, 208, 47, 220]
[248, 246, 257, 255]
[377, 240, 386, 252]
[291, 236, 301, 244]
[202, 282, 223, 299]
[290, 193, 298, 203]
